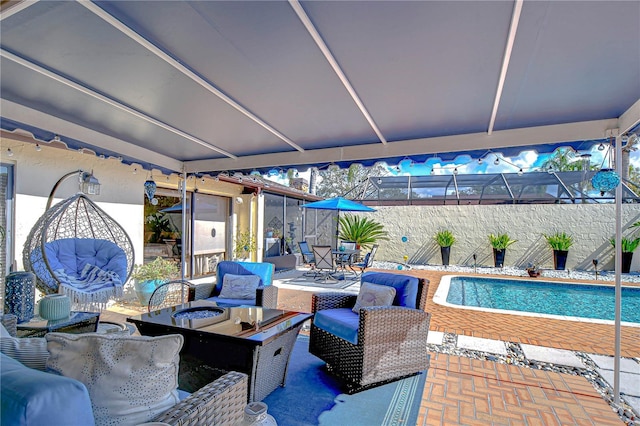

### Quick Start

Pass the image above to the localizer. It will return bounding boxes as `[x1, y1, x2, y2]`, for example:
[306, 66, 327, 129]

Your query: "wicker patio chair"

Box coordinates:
[152, 370, 248, 425]
[309, 272, 430, 393]
[148, 280, 196, 312]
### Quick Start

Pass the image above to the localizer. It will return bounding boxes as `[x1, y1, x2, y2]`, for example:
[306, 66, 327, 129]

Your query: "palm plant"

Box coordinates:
[610, 237, 640, 253]
[338, 214, 389, 251]
[434, 230, 456, 247]
[544, 232, 574, 251]
[488, 233, 516, 250]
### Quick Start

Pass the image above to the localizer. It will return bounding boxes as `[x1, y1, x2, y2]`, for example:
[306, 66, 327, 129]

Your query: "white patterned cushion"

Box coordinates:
[45, 332, 183, 426]
[0, 322, 49, 371]
[352, 281, 397, 313]
[218, 273, 261, 299]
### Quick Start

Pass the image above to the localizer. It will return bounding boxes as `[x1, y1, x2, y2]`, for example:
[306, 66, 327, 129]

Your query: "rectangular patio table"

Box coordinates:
[127, 300, 311, 402]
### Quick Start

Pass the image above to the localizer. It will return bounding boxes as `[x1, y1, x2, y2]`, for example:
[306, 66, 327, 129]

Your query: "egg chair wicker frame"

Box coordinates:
[23, 194, 134, 305]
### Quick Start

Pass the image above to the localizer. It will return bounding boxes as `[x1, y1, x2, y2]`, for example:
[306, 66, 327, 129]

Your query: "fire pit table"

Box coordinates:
[128, 300, 311, 402]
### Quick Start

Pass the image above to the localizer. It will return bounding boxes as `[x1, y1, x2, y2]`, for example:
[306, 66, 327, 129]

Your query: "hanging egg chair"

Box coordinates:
[23, 194, 134, 306]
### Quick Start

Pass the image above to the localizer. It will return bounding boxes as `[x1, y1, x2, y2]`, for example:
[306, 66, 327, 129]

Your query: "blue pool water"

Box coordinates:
[445, 276, 640, 324]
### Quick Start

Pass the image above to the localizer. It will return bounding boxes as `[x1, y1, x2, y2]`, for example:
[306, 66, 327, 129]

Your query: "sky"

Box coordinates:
[267, 143, 640, 185]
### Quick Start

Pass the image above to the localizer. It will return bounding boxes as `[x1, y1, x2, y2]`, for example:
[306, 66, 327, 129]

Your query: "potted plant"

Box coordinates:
[609, 236, 640, 273]
[544, 231, 574, 270]
[131, 256, 179, 305]
[488, 233, 516, 268]
[338, 214, 389, 251]
[234, 230, 257, 260]
[434, 230, 456, 266]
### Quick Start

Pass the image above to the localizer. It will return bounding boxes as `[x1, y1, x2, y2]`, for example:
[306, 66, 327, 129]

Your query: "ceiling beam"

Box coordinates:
[0, 48, 237, 159]
[1, 99, 184, 171]
[487, 0, 523, 135]
[618, 98, 640, 135]
[289, 0, 387, 145]
[81, 0, 305, 153]
[0, 0, 38, 20]
[185, 118, 617, 173]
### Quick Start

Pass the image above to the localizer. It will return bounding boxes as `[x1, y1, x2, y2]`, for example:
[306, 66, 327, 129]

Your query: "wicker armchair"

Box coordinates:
[148, 280, 196, 312]
[153, 370, 248, 425]
[192, 261, 278, 309]
[309, 272, 430, 392]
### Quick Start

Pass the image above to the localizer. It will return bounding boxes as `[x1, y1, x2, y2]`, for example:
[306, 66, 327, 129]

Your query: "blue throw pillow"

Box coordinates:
[360, 272, 419, 309]
[1, 353, 95, 425]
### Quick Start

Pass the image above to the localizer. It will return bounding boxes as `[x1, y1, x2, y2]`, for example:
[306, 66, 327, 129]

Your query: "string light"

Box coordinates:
[7, 148, 14, 157]
[494, 157, 500, 165]
[453, 168, 458, 175]
[598, 143, 605, 151]
[35, 144, 41, 151]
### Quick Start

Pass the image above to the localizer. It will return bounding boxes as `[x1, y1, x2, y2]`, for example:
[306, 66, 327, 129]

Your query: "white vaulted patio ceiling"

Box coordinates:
[1, 1, 639, 175]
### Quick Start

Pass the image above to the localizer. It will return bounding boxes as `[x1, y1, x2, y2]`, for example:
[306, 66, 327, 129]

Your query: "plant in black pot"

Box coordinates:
[488, 233, 516, 268]
[609, 236, 640, 274]
[544, 231, 574, 270]
[434, 230, 456, 267]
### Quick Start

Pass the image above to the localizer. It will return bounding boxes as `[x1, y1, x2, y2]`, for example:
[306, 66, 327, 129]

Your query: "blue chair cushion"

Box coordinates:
[1, 353, 96, 426]
[313, 308, 359, 345]
[207, 296, 257, 307]
[43, 238, 128, 280]
[361, 272, 419, 309]
[214, 261, 274, 295]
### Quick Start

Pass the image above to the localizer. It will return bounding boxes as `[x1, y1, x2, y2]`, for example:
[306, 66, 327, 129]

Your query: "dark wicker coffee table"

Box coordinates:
[127, 301, 311, 402]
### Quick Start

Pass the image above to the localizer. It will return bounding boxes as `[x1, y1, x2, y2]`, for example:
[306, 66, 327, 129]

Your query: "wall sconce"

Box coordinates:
[46, 170, 101, 211]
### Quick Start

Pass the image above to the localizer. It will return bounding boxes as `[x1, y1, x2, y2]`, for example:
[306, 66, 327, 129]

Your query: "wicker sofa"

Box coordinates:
[0, 315, 248, 425]
[309, 272, 430, 392]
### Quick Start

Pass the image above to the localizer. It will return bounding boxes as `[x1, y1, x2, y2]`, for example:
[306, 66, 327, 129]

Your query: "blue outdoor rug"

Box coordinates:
[263, 336, 427, 426]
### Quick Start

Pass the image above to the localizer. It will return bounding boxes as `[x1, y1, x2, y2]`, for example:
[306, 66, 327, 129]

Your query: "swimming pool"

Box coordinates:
[433, 276, 640, 326]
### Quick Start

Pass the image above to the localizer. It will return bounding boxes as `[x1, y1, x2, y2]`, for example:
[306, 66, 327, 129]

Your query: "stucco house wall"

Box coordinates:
[368, 204, 640, 272]
[1, 135, 251, 274]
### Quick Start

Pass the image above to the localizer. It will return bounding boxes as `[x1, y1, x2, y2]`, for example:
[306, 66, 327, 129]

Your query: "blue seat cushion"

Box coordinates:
[314, 308, 359, 345]
[361, 272, 419, 309]
[1, 353, 95, 426]
[215, 261, 274, 295]
[43, 238, 128, 280]
[207, 296, 256, 307]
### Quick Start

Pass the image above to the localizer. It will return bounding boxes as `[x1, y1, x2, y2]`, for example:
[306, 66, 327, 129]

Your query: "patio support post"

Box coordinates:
[181, 170, 187, 287]
[614, 134, 622, 405]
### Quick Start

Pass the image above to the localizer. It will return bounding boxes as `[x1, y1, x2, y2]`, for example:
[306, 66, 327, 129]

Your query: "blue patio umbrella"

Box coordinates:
[301, 197, 376, 248]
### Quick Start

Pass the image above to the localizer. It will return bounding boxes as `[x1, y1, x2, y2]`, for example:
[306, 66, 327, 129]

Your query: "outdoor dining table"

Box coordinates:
[331, 249, 360, 280]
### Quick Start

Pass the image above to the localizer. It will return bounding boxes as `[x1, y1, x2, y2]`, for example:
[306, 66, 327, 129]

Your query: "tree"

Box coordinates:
[316, 163, 389, 198]
[627, 164, 640, 194]
[536, 148, 598, 172]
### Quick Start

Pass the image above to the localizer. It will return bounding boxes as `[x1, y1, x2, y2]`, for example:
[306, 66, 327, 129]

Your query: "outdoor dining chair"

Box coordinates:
[349, 244, 378, 277]
[311, 245, 335, 282]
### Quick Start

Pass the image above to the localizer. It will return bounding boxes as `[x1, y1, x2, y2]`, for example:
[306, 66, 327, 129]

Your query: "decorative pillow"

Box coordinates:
[45, 332, 183, 426]
[218, 273, 261, 300]
[352, 281, 397, 313]
[0, 322, 49, 371]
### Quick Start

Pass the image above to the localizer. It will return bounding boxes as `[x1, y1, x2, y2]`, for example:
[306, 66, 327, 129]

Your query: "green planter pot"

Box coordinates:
[134, 279, 167, 306]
